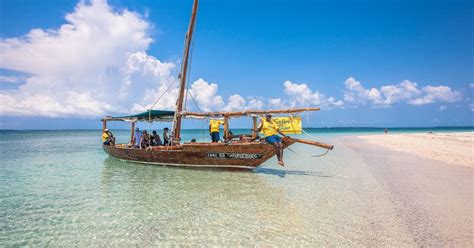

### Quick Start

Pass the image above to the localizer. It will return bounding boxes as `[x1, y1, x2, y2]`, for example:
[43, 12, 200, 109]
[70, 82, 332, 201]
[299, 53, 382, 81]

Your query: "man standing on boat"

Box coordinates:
[209, 118, 224, 142]
[257, 114, 289, 166]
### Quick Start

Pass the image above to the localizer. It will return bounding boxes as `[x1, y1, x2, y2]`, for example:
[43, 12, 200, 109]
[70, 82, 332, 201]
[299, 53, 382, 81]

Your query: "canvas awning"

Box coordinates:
[102, 110, 175, 122]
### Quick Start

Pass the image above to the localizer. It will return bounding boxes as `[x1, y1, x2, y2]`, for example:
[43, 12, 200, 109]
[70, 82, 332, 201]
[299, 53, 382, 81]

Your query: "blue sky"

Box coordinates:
[0, 0, 472, 129]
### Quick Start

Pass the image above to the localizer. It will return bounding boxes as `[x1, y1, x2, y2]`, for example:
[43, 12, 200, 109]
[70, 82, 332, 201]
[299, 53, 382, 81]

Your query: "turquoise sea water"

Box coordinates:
[1, 127, 472, 246]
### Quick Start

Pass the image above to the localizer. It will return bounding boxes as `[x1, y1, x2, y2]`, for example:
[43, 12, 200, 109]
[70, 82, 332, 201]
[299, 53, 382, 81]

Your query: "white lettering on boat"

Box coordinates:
[207, 152, 263, 159]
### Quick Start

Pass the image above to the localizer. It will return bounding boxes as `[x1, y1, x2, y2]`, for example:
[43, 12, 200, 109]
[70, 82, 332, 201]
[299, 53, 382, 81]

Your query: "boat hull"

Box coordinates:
[103, 139, 295, 169]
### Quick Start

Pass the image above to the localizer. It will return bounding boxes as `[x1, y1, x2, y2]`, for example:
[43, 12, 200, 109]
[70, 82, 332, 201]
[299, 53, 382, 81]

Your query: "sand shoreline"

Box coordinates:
[357, 132, 474, 167]
[339, 135, 473, 246]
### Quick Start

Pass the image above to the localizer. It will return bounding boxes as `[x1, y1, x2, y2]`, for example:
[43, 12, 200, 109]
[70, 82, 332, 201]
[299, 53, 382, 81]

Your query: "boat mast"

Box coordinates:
[173, 0, 199, 142]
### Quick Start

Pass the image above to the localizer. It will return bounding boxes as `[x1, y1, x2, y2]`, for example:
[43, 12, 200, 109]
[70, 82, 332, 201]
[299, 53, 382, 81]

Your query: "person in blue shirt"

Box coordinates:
[133, 127, 142, 148]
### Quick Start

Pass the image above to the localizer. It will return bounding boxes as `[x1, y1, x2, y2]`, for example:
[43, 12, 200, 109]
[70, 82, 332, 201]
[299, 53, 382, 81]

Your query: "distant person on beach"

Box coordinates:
[102, 129, 114, 145]
[163, 127, 171, 146]
[384, 128, 388, 134]
[151, 130, 162, 146]
[133, 128, 142, 148]
[209, 119, 224, 142]
[191, 138, 196, 143]
[256, 114, 289, 166]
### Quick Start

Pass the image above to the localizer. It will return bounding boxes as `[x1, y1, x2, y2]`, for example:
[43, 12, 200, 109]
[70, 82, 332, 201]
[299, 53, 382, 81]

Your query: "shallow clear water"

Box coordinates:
[0, 128, 472, 246]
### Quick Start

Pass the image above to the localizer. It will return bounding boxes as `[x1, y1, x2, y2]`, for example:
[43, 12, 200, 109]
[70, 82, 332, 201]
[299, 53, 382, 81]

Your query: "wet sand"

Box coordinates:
[357, 132, 474, 167]
[341, 135, 473, 246]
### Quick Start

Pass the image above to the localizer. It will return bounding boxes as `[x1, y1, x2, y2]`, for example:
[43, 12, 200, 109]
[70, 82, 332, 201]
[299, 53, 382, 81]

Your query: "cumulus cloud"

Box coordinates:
[408, 86, 463, 105]
[0, 0, 161, 117]
[343, 77, 382, 105]
[247, 98, 264, 109]
[0, 75, 23, 83]
[344, 77, 463, 107]
[0, 0, 275, 117]
[344, 77, 421, 106]
[282, 80, 343, 108]
[0, 0, 468, 117]
[268, 98, 285, 108]
[189, 78, 225, 112]
[223, 94, 246, 112]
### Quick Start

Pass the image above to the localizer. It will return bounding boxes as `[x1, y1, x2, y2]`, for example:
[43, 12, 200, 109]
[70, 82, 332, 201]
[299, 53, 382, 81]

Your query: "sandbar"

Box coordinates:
[357, 132, 474, 167]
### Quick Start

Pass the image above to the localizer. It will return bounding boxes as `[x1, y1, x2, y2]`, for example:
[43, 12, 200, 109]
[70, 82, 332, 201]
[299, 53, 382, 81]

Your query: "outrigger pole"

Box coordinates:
[173, 0, 199, 143]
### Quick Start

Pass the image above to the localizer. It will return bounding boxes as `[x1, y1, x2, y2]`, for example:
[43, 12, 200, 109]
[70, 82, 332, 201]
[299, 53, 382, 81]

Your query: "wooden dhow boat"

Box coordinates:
[102, 0, 333, 170]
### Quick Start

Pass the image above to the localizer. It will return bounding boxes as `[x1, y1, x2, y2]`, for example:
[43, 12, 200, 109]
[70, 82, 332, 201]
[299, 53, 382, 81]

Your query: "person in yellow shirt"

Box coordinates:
[256, 114, 289, 166]
[102, 129, 115, 145]
[209, 119, 224, 142]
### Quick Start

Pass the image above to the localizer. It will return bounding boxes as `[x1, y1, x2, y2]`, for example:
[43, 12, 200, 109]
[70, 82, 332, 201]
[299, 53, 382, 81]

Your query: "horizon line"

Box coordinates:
[0, 126, 473, 131]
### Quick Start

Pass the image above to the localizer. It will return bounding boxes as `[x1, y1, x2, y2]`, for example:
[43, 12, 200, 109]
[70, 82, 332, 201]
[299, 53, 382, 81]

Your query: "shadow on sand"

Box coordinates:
[102, 157, 331, 178]
[253, 167, 332, 178]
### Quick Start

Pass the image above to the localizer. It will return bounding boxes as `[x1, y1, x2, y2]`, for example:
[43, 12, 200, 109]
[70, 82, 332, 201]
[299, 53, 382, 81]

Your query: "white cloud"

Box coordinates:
[283, 80, 343, 108]
[247, 98, 264, 109]
[469, 83, 474, 90]
[0, 0, 263, 118]
[0, 0, 163, 117]
[344, 77, 463, 107]
[268, 98, 285, 108]
[408, 86, 463, 105]
[0, 75, 23, 83]
[380, 80, 421, 105]
[343, 77, 381, 105]
[439, 105, 447, 111]
[344, 77, 421, 106]
[189, 78, 225, 112]
[469, 103, 474, 112]
[0, 0, 468, 117]
[223, 94, 246, 112]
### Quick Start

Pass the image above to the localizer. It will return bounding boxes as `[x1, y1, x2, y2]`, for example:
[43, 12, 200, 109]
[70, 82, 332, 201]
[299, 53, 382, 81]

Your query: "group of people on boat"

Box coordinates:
[132, 127, 171, 149]
[208, 114, 289, 166]
[103, 114, 289, 166]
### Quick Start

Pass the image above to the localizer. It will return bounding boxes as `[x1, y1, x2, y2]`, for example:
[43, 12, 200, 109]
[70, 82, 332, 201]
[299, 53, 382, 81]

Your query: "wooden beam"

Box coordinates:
[223, 116, 229, 141]
[130, 122, 135, 145]
[102, 120, 107, 131]
[288, 137, 334, 150]
[181, 107, 320, 118]
[252, 116, 257, 138]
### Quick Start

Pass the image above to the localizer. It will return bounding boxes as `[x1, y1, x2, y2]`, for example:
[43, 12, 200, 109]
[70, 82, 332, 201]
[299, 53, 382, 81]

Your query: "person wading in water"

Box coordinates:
[256, 114, 289, 166]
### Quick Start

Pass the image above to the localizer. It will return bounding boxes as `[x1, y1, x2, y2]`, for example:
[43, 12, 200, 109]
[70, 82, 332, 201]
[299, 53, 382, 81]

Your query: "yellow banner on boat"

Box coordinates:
[268, 116, 302, 134]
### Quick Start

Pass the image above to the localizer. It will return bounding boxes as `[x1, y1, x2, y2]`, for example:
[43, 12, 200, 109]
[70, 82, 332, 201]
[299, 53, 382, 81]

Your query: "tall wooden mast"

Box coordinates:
[173, 0, 199, 142]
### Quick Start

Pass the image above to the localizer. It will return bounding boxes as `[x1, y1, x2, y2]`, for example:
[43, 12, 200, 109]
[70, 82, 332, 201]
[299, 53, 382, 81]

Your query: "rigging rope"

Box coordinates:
[187, 90, 202, 113]
[287, 147, 330, 157]
[150, 77, 178, 110]
[285, 113, 331, 157]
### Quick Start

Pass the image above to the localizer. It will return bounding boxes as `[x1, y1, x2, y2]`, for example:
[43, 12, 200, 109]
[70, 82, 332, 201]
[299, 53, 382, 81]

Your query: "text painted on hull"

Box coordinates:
[207, 152, 263, 159]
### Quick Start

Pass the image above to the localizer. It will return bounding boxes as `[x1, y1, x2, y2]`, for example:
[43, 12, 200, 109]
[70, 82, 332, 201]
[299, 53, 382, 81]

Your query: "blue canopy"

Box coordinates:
[103, 110, 175, 122]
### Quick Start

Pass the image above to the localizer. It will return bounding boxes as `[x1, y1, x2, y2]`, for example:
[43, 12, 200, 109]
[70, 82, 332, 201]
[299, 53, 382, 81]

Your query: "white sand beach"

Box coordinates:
[357, 132, 474, 167]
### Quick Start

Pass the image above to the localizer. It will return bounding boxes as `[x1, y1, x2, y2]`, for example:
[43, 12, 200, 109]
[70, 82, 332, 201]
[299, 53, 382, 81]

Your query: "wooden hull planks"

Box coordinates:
[103, 139, 295, 169]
